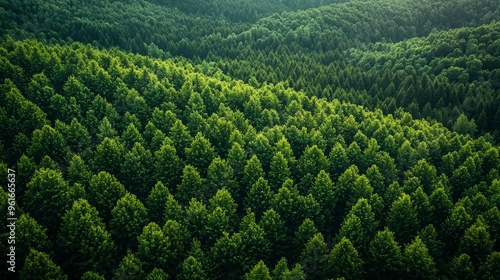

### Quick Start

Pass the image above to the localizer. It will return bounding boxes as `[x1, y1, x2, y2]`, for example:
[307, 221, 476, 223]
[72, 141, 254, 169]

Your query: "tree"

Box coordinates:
[441, 205, 473, 257]
[300, 233, 328, 280]
[386, 194, 420, 245]
[296, 145, 329, 186]
[154, 142, 183, 189]
[88, 171, 126, 223]
[113, 252, 145, 280]
[164, 193, 184, 223]
[67, 154, 92, 188]
[58, 199, 117, 278]
[168, 120, 191, 159]
[448, 253, 475, 280]
[478, 252, 500, 280]
[177, 165, 204, 205]
[367, 228, 403, 279]
[310, 170, 335, 234]
[120, 142, 154, 200]
[20, 249, 67, 280]
[293, 219, 318, 260]
[186, 132, 216, 177]
[244, 177, 273, 218]
[136, 222, 171, 273]
[241, 155, 266, 201]
[146, 181, 170, 225]
[96, 117, 118, 143]
[429, 187, 453, 227]
[178, 256, 206, 280]
[145, 268, 170, 280]
[121, 123, 145, 150]
[268, 151, 291, 191]
[402, 237, 437, 280]
[92, 137, 125, 177]
[326, 237, 364, 280]
[81, 271, 105, 280]
[208, 232, 244, 280]
[15, 214, 52, 270]
[453, 114, 477, 136]
[185, 199, 209, 243]
[458, 222, 494, 266]
[209, 188, 239, 229]
[28, 124, 69, 165]
[239, 212, 271, 273]
[259, 209, 287, 265]
[204, 157, 237, 202]
[110, 193, 149, 253]
[227, 142, 247, 180]
[24, 168, 74, 235]
[245, 260, 272, 280]
[162, 219, 191, 275]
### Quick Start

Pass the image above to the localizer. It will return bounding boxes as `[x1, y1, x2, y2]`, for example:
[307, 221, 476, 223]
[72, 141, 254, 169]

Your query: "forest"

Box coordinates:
[0, 0, 499, 279]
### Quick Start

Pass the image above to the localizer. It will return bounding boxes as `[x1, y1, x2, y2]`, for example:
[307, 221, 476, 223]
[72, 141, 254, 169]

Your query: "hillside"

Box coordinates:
[1, 0, 500, 279]
[1, 38, 500, 280]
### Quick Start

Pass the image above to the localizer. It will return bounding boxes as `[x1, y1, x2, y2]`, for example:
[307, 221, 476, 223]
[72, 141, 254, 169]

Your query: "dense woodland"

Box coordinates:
[1, 0, 500, 279]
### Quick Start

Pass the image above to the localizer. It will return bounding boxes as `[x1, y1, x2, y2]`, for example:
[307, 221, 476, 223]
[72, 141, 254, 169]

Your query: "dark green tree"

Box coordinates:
[15, 214, 52, 271]
[88, 171, 126, 223]
[268, 151, 291, 191]
[136, 222, 171, 273]
[120, 142, 154, 200]
[154, 141, 183, 189]
[20, 249, 67, 280]
[110, 192, 149, 253]
[178, 256, 206, 280]
[244, 177, 273, 218]
[58, 199, 117, 278]
[146, 181, 170, 225]
[299, 233, 328, 280]
[367, 228, 403, 279]
[386, 194, 420, 245]
[113, 252, 145, 280]
[448, 253, 475, 280]
[401, 237, 437, 280]
[177, 165, 204, 205]
[326, 237, 364, 280]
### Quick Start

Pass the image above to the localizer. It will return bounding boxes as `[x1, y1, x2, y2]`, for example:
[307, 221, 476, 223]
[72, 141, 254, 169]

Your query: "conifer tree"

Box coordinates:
[58, 199, 117, 278]
[244, 177, 273, 218]
[146, 181, 170, 225]
[367, 228, 403, 279]
[245, 260, 272, 280]
[326, 237, 364, 280]
[186, 132, 216, 177]
[300, 233, 328, 280]
[136, 222, 171, 273]
[386, 194, 420, 245]
[113, 252, 145, 280]
[178, 256, 206, 280]
[177, 165, 204, 205]
[110, 192, 149, 253]
[88, 171, 126, 223]
[268, 151, 291, 191]
[402, 237, 437, 280]
[20, 249, 67, 280]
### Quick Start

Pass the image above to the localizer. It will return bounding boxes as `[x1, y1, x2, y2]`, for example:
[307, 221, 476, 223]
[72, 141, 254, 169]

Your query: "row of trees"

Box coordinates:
[1, 39, 499, 279]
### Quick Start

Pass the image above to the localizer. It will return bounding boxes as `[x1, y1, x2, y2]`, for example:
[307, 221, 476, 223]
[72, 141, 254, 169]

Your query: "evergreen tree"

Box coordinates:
[92, 137, 125, 177]
[244, 177, 273, 218]
[113, 252, 146, 280]
[154, 142, 183, 190]
[386, 194, 420, 245]
[146, 181, 170, 225]
[241, 155, 266, 201]
[120, 142, 154, 200]
[402, 237, 437, 280]
[259, 209, 287, 265]
[458, 222, 494, 266]
[136, 222, 171, 273]
[177, 165, 204, 205]
[28, 124, 69, 165]
[239, 212, 271, 273]
[300, 233, 328, 280]
[178, 256, 206, 280]
[109, 192, 149, 253]
[448, 253, 475, 280]
[204, 157, 237, 202]
[58, 199, 117, 278]
[367, 228, 403, 279]
[326, 237, 364, 280]
[145, 268, 169, 280]
[268, 151, 291, 191]
[478, 252, 500, 280]
[20, 249, 67, 280]
[310, 170, 335, 234]
[15, 214, 52, 271]
[88, 171, 127, 223]
[186, 132, 215, 177]
[245, 260, 272, 280]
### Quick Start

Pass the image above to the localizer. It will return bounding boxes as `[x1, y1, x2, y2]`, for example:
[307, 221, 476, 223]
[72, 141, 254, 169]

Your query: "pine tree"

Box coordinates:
[367, 228, 403, 279]
[88, 171, 126, 223]
[402, 237, 437, 280]
[300, 233, 328, 280]
[386, 194, 420, 245]
[178, 256, 206, 280]
[244, 177, 273, 218]
[146, 181, 170, 225]
[136, 222, 171, 273]
[448, 253, 475, 280]
[58, 199, 117, 278]
[239, 212, 271, 273]
[268, 151, 291, 191]
[15, 214, 52, 271]
[110, 192, 149, 253]
[154, 142, 183, 189]
[310, 170, 335, 234]
[177, 165, 204, 205]
[20, 249, 67, 280]
[113, 252, 145, 280]
[326, 237, 364, 280]
[204, 157, 237, 202]
[259, 209, 287, 265]
[120, 142, 154, 200]
[458, 222, 494, 266]
[245, 260, 272, 280]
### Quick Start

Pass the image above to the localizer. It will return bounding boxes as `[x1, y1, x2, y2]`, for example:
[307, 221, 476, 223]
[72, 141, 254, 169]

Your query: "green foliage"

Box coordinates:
[326, 237, 364, 280]
[20, 249, 67, 280]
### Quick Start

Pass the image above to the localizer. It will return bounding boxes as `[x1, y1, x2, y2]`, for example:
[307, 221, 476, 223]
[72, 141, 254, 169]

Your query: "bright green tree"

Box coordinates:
[28, 124, 69, 165]
[310, 170, 335, 234]
[91, 137, 125, 177]
[300, 233, 328, 280]
[241, 155, 266, 201]
[244, 177, 273, 218]
[136, 222, 171, 273]
[113, 252, 145, 280]
[245, 260, 272, 280]
[204, 157, 237, 202]
[259, 209, 287, 265]
[154, 142, 183, 190]
[146, 181, 170, 225]
[268, 151, 291, 191]
[178, 256, 206, 280]
[120, 142, 154, 200]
